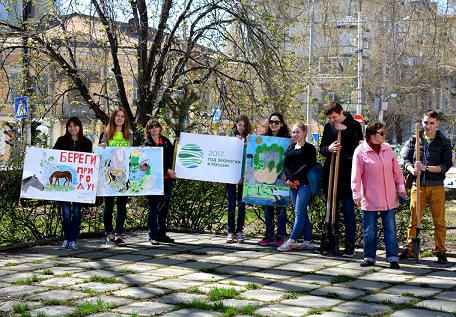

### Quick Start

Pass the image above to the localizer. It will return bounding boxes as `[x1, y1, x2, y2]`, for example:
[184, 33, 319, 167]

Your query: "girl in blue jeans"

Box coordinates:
[226, 114, 252, 243]
[53, 117, 93, 250]
[278, 122, 317, 252]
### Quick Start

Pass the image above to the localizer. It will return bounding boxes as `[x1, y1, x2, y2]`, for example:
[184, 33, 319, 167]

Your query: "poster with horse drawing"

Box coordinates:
[20, 147, 101, 203]
[94, 147, 164, 196]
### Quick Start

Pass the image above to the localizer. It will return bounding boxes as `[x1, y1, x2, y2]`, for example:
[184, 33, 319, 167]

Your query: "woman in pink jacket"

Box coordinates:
[351, 122, 406, 269]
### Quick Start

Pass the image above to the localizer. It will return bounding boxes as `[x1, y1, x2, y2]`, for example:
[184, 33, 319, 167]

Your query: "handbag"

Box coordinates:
[405, 173, 413, 189]
[307, 163, 324, 197]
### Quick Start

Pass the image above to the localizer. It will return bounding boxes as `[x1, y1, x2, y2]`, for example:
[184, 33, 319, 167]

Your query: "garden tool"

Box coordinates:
[412, 123, 421, 263]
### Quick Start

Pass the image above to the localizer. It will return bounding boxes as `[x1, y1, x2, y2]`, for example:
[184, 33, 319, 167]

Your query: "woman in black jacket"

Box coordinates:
[53, 117, 93, 250]
[144, 119, 177, 245]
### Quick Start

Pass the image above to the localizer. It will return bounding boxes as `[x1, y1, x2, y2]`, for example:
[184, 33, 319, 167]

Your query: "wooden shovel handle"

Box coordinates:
[415, 123, 421, 228]
[331, 130, 342, 227]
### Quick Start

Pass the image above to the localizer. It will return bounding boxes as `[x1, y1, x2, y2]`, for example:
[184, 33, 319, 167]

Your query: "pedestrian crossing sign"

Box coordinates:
[14, 96, 28, 119]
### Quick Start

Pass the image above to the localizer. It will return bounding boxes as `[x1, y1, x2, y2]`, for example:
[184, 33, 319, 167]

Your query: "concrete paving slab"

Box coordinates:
[146, 267, 195, 277]
[115, 273, 162, 284]
[362, 293, 416, 304]
[358, 272, 412, 283]
[112, 301, 174, 315]
[26, 289, 90, 301]
[248, 269, 301, 280]
[73, 259, 118, 269]
[149, 278, 205, 290]
[112, 286, 168, 299]
[260, 253, 310, 263]
[190, 247, 236, 255]
[241, 289, 286, 301]
[0, 300, 43, 312]
[72, 294, 132, 307]
[30, 305, 75, 317]
[103, 253, 153, 263]
[219, 298, 260, 309]
[38, 276, 84, 287]
[310, 285, 365, 299]
[265, 280, 320, 292]
[160, 308, 223, 316]
[231, 259, 282, 269]
[289, 274, 333, 285]
[0, 285, 47, 296]
[332, 301, 392, 315]
[178, 261, 223, 271]
[179, 272, 227, 282]
[229, 250, 273, 258]
[279, 295, 343, 308]
[155, 292, 208, 304]
[417, 299, 456, 312]
[0, 272, 46, 283]
[411, 276, 456, 289]
[215, 265, 260, 276]
[200, 282, 246, 293]
[69, 281, 128, 292]
[36, 266, 84, 275]
[427, 270, 456, 280]
[390, 308, 454, 317]
[138, 257, 187, 266]
[385, 284, 441, 297]
[199, 255, 247, 265]
[317, 267, 365, 276]
[435, 290, 456, 301]
[105, 262, 159, 273]
[299, 256, 346, 267]
[220, 275, 272, 286]
[73, 269, 123, 279]
[274, 263, 323, 273]
[255, 304, 311, 316]
[338, 279, 390, 290]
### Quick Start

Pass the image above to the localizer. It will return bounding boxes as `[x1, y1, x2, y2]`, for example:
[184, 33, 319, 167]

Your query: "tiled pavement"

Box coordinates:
[0, 232, 455, 317]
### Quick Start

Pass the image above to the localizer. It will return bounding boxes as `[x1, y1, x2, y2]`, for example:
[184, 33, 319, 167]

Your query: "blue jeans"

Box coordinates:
[264, 205, 287, 238]
[362, 209, 399, 263]
[60, 201, 82, 242]
[289, 184, 312, 241]
[325, 193, 356, 245]
[103, 196, 128, 235]
[227, 183, 246, 234]
[147, 179, 174, 240]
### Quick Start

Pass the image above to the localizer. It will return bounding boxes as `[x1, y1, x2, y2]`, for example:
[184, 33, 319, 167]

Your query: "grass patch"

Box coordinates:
[308, 307, 332, 315]
[329, 274, 357, 284]
[383, 299, 420, 310]
[83, 288, 99, 296]
[5, 262, 20, 267]
[401, 292, 415, 297]
[186, 287, 204, 294]
[20, 313, 32, 317]
[421, 250, 433, 257]
[30, 260, 44, 264]
[186, 258, 197, 262]
[61, 272, 72, 277]
[13, 275, 42, 285]
[245, 282, 260, 290]
[228, 281, 236, 285]
[71, 299, 115, 316]
[325, 292, 342, 299]
[365, 289, 382, 295]
[43, 299, 67, 305]
[281, 293, 298, 299]
[41, 269, 54, 275]
[207, 287, 239, 301]
[176, 300, 257, 316]
[84, 275, 121, 284]
[420, 283, 431, 288]
[262, 249, 273, 253]
[200, 267, 225, 275]
[119, 268, 137, 274]
[53, 262, 69, 267]
[36, 313, 48, 317]
[81, 259, 92, 262]
[12, 303, 30, 313]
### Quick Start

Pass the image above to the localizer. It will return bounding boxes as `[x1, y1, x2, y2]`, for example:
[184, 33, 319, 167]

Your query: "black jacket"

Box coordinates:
[401, 129, 452, 186]
[319, 112, 363, 196]
[283, 142, 317, 184]
[53, 136, 93, 153]
[143, 136, 175, 178]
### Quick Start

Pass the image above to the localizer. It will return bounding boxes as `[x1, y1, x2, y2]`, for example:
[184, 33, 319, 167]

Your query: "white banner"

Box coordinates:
[175, 132, 244, 184]
[95, 147, 164, 196]
[20, 147, 100, 203]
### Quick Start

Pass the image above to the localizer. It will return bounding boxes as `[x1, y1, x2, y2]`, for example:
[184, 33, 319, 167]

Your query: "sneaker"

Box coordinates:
[399, 249, 414, 260]
[158, 235, 175, 243]
[297, 240, 315, 250]
[226, 233, 234, 243]
[59, 240, 69, 249]
[277, 239, 298, 252]
[360, 259, 375, 267]
[236, 232, 244, 243]
[274, 236, 285, 247]
[389, 261, 400, 269]
[258, 236, 274, 246]
[114, 238, 126, 246]
[68, 241, 79, 250]
[437, 252, 448, 264]
[150, 239, 159, 245]
[342, 242, 355, 257]
[106, 238, 116, 246]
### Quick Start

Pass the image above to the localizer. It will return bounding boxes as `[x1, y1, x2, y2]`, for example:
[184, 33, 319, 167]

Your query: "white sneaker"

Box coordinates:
[297, 241, 315, 251]
[59, 240, 69, 249]
[237, 232, 244, 243]
[277, 239, 298, 252]
[226, 233, 234, 243]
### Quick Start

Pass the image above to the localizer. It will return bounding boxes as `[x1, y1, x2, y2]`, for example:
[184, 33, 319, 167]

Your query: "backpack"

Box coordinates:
[307, 163, 324, 197]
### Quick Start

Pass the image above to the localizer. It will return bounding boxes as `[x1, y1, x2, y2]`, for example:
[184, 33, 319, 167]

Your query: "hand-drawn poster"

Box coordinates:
[95, 147, 164, 196]
[242, 135, 291, 207]
[20, 147, 100, 203]
[175, 132, 244, 184]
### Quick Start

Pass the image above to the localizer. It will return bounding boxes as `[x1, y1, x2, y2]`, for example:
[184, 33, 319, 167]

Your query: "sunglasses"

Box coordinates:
[149, 124, 161, 129]
[376, 131, 385, 136]
[269, 120, 281, 125]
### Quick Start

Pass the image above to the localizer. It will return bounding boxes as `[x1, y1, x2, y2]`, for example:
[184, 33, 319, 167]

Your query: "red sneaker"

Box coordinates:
[258, 236, 274, 245]
[273, 237, 285, 247]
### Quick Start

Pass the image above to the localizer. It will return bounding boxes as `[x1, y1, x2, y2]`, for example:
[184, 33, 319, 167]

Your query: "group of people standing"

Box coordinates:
[54, 104, 452, 268]
[56, 107, 176, 250]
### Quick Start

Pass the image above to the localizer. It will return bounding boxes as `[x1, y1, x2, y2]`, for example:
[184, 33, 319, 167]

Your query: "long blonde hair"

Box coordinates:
[105, 107, 131, 141]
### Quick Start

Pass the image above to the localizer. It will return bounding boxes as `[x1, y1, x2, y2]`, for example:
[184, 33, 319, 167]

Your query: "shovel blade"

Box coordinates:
[412, 229, 421, 263]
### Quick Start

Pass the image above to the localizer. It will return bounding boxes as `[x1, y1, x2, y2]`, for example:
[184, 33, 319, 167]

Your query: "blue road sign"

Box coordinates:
[211, 106, 221, 123]
[14, 96, 29, 119]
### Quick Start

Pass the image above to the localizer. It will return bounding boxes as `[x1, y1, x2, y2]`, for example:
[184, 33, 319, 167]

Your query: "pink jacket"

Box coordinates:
[351, 141, 405, 211]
